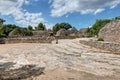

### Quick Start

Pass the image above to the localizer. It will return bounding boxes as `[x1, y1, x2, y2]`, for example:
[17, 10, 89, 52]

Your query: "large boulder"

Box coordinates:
[99, 20, 120, 42]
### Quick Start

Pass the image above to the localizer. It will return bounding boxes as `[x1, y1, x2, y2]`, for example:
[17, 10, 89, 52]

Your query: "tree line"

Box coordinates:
[0, 18, 73, 37]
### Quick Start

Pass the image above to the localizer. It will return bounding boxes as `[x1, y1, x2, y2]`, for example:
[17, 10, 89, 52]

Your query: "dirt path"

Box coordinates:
[0, 38, 120, 80]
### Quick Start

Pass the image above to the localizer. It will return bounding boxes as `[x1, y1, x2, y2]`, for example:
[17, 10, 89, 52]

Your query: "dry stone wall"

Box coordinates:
[80, 40, 120, 54]
[0, 37, 52, 44]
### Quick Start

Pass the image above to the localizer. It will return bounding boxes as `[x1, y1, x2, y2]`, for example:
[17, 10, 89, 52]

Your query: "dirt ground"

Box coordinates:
[0, 38, 120, 80]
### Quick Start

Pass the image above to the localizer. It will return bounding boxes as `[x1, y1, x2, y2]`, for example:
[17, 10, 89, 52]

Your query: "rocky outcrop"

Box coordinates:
[99, 20, 120, 42]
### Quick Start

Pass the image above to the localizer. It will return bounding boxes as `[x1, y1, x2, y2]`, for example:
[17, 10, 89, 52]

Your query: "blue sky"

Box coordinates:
[0, 0, 120, 30]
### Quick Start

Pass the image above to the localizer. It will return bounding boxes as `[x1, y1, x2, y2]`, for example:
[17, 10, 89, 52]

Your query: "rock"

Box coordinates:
[99, 20, 120, 42]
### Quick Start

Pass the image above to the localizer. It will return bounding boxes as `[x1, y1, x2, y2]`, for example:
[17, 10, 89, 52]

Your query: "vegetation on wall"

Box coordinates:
[35, 22, 46, 31]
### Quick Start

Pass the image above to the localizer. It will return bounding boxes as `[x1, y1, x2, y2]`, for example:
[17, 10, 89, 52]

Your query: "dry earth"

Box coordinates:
[0, 38, 120, 80]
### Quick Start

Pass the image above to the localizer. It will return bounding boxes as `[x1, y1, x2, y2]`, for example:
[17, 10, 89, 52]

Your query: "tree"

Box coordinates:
[0, 25, 4, 34]
[53, 22, 72, 33]
[0, 18, 5, 26]
[35, 23, 46, 31]
[3, 24, 19, 36]
[0, 18, 6, 37]
[9, 28, 33, 37]
[27, 25, 33, 31]
[115, 16, 120, 20]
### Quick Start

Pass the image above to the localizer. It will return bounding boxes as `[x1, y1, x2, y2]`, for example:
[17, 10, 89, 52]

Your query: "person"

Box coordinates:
[49, 32, 58, 44]
[56, 38, 58, 44]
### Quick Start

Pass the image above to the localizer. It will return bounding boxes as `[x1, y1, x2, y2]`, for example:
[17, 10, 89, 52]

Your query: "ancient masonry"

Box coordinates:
[99, 20, 120, 43]
[80, 39, 120, 54]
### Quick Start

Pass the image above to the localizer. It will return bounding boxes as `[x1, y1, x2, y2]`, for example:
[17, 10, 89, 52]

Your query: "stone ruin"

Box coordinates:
[0, 27, 92, 44]
[32, 30, 51, 37]
[99, 20, 120, 43]
[56, 28, 69, 36]
[79, 28, 91, 37]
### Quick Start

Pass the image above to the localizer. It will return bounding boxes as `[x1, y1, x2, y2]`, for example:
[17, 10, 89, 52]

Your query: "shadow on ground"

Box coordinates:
[0, 62, 45, 80]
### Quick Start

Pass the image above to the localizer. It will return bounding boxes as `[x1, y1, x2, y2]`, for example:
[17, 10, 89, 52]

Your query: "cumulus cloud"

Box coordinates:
[50, 0, 120, 17]
[0, 0, 44, 27]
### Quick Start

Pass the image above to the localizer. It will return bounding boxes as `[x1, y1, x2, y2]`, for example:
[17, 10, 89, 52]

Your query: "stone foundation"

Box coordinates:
[0, 37, 52, 44]
[55, 36, 77, 39]
[80, 39, 120, 54]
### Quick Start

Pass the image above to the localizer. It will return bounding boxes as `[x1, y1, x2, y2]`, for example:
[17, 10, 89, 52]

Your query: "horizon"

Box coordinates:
[0, 0, 120, 30]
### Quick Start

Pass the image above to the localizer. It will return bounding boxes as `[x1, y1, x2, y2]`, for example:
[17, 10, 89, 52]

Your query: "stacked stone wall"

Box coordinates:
[0, 37, 51, 44]
[80, 40, 120, 54]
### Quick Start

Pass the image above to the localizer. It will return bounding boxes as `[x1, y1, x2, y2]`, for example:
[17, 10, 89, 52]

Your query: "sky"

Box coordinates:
[0, 0, 120, 30]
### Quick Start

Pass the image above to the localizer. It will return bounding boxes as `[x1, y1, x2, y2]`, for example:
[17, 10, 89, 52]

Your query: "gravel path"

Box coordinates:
[0, 38, 120, 80]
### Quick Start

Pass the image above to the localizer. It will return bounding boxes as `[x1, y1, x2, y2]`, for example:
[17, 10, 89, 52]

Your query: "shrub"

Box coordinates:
[0, 34, 6, 38]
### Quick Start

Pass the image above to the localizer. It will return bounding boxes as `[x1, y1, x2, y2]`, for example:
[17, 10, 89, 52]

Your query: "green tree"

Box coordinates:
[115, 16, 120, 20]
[0, 25, 4, 34]
[35, 23, 46, 30]
[27, 25, 33, 31]
[0, 18, 6, 37]
[3, 24, 19, 36]
[53, 22, 72, 33]
[9, 28, 33, 37]
[0, 18, 5, 26]
[21, 28, 33, 36]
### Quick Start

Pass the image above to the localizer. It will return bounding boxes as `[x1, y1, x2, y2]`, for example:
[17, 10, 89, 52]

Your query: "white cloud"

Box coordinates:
[0, 0, 45, 27]
[94, 9, 105, 15]
[50, 0, 120, 17]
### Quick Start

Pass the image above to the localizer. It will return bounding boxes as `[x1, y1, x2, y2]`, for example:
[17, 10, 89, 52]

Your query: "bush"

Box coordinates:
[98, 38, 104, 41]
[0, 34, 6, 38]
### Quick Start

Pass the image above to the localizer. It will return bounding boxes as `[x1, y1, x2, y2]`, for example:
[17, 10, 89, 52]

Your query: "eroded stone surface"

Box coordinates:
[0, 38, 120, 80]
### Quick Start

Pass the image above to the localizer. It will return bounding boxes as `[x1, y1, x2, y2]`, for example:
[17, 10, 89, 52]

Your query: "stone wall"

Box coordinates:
[80, 39, 120, 54]
[55, 36, 77, 39]
[32, 31, 50, 37]
[0, 37, 52, 44]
